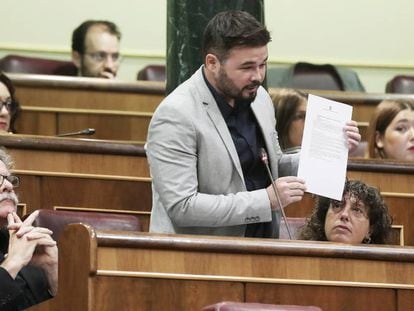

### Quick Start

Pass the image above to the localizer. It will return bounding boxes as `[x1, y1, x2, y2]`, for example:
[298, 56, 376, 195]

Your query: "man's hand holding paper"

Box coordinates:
[297, 94, 360, 200]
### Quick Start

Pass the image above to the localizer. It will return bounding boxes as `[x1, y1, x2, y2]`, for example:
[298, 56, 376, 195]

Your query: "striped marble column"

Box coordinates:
[166, 0, 265, 94]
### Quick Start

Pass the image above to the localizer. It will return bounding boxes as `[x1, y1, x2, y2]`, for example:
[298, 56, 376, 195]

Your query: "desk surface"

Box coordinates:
[53, 223, 414, 311]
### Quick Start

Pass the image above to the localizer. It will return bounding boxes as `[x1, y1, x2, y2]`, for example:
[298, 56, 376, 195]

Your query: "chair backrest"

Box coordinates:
[0, 54, 77, 76]
[290, 62, 344, 90]
[279, 217, 307, 240]
[137, 64, 166, 81]
[32, 209, 141, 242]
[267, 62, 365, 92]
[385, 75, 414, 93]
[202, 301, 322, 311]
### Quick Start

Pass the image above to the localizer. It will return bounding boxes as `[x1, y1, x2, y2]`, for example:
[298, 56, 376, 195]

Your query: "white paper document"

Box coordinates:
[297, 94, 352, 200]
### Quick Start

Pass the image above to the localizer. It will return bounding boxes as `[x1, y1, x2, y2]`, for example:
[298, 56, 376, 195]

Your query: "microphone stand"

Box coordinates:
[260, 148, 293, 240]
[57, 128, 96, 137]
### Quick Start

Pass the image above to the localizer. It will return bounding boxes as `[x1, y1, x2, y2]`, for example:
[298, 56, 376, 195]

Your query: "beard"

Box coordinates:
[216, 67, 261, 102]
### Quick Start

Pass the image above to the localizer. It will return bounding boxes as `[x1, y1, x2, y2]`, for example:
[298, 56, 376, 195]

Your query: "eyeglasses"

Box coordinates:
[0, 99, 14, 112]
[330, 198, 368, 219]
[84, 52, 122, 63]
[0, 175, 19, 188]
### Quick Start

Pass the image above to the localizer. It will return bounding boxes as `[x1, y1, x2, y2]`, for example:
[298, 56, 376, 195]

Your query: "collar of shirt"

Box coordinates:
[202, 67, 252, 119]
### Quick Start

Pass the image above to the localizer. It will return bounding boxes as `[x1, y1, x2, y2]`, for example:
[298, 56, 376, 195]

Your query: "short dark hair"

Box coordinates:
[72, 20, 121, 54]
[298, 180, 393, 244]
[0, 72, 21, 133]
[201, 10, 271, 62]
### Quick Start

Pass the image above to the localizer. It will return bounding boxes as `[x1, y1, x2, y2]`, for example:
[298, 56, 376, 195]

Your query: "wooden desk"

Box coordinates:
[1, 134, 152, 228]
[16, 107, 152, 141]
[0, 134, 149, 177]
[10, 73, 165, 113]
[7, 136, 414, 245]
[269, 88, 414, 124]
[11, 75, 414, 141]
[11, 74, 414, 125]
[42, 223, 414, 311]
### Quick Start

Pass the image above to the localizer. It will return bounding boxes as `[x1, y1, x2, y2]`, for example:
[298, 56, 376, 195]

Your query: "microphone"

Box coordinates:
[57, 128, 96, 137]
[260, 148, 293, 240]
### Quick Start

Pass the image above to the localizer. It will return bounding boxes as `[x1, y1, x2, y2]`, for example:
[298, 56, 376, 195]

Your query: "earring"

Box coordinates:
[363, 236, 371, 244]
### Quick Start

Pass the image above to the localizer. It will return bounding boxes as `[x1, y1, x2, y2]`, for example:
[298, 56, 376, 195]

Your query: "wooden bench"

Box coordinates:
[10, 74, 414, 142]
[0, 134, 149, 177]
[16, 107, 152, 141]
[35, 223, 414, 311]
[9, 73, 165, 112]
[15, 170, 151, 225]
[6, 135, 414, 244]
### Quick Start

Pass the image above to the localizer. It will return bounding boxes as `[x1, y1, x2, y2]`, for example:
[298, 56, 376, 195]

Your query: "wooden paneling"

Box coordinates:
[16, 109, 152, 141]
[11, 74, 414, 142]
[5, 135, 414, 244]
[1, 134, 149, 177]
[16, 171, 152, 215]
[49, 223, 414, 311]
[269, 88, 414, 124]
[10, 73, 165, 112]
[54, 206, 151, 233]
[247, 284, 396, 311]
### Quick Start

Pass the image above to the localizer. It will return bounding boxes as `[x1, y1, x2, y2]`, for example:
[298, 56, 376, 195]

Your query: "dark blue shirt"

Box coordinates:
[202, 68, 273, 237]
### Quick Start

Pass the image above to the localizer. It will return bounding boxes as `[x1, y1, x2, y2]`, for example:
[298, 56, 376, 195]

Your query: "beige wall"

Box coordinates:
[1, 0, 413, 92]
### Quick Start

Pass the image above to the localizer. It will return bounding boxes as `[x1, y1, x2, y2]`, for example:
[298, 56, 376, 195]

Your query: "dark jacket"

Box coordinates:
[0, 228, 51, 311]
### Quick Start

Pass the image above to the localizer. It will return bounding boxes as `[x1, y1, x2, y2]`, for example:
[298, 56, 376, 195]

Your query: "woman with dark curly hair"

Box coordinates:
[0, 72, 21, 133]
[298, 180, 393, 244]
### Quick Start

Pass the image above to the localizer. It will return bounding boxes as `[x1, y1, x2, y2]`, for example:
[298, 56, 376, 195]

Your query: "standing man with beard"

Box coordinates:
[0, 149, 58, 310]
[71, 20, 122, 79]
[146, 10, 361, 238]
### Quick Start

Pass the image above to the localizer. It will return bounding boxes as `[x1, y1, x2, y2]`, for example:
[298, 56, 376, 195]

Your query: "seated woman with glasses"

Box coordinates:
[273, 89, 308, 154]
[298, 180, 393, 244]
[0, 72, 20, 133]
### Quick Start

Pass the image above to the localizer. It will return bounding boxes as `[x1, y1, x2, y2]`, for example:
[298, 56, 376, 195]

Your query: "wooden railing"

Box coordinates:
[32, 223, 414, 311]
[10, 73, 414, 141]
[3, 134, 414, 244]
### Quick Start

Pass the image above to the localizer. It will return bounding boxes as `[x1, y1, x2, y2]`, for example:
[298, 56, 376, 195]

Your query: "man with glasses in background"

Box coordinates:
[71, 20, 122, 79]
[0, 148, 58, 310]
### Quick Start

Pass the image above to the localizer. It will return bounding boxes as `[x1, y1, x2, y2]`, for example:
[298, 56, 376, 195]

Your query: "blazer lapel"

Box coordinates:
[193, 68, 245, 182]
[251, 96, 281, 178]
[205, 99, 245, 182]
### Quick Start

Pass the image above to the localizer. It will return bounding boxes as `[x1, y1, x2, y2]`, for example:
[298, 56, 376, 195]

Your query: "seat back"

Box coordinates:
[267, 62, 365, 91]
[0, 54, 77, 76]
[290, 62, 344, 90]
[32, 209, 141, 242]
[137, 64, 166, 81]
[279, 217, 307, 240]
[202, 301, 322, 311]
[385, 75, 414, 93]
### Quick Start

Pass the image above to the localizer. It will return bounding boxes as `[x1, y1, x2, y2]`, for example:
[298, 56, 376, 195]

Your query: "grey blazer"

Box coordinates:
[146, 66, 298, 237]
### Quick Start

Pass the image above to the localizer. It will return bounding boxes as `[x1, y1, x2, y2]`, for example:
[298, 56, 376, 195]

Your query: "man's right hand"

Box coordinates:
[1, 212, 56, 279]
[266, 176, 306, 211]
